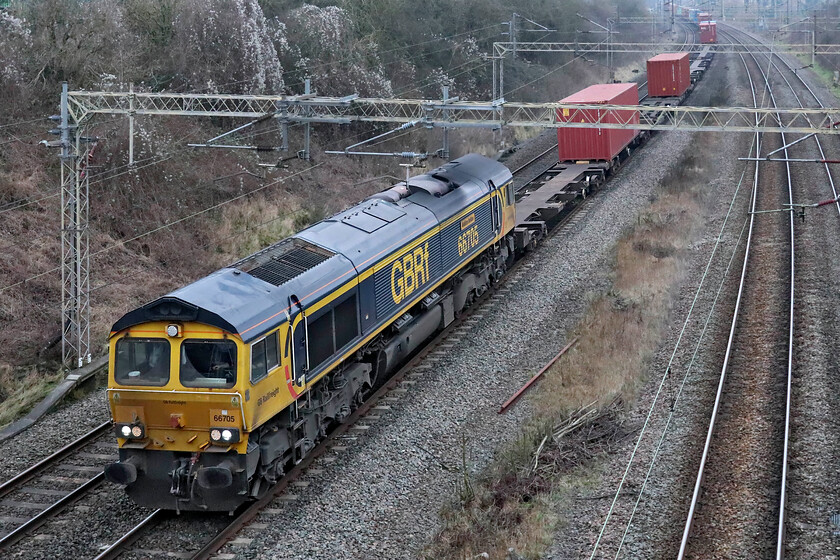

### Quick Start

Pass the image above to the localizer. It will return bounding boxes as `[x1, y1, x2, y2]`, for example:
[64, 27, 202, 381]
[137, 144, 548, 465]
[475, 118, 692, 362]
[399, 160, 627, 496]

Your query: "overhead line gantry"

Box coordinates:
[54, 82, 840, 367]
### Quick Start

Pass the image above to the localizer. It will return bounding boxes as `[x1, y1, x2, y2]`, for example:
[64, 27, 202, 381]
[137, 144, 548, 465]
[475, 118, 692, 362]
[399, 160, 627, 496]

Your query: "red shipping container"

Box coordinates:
[700, 22, 717, 44]
[698, 12, 711, 22]
[647, 53, 691, 97]
[556, 83, 639, 162]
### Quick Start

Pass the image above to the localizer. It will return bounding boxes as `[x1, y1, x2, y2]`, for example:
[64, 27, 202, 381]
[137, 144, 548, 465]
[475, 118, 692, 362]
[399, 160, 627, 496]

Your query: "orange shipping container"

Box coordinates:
[556, 83, 639, 162]
[647, 52, 691, 97]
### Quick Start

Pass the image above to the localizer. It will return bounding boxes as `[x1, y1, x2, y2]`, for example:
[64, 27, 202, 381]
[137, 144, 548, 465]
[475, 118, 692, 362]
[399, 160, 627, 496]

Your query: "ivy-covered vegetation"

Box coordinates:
[2, 0, 646, 113]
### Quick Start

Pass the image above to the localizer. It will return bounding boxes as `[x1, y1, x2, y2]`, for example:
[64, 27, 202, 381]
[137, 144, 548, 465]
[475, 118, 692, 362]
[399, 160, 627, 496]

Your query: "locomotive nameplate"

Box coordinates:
[440, 199, 493, 272]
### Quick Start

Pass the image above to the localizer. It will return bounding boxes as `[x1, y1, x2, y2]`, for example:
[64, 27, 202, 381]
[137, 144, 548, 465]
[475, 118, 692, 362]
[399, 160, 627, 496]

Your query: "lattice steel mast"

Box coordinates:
[58, 83, 92, 368]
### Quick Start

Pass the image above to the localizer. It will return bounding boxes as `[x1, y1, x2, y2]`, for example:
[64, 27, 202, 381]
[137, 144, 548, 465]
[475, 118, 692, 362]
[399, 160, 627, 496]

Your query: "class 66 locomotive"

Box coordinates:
[103, 154, 516, 512]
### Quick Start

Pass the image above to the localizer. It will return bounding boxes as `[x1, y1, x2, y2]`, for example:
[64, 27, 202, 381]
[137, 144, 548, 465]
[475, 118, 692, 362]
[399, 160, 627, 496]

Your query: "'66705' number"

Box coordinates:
[457, 225, 479, 257]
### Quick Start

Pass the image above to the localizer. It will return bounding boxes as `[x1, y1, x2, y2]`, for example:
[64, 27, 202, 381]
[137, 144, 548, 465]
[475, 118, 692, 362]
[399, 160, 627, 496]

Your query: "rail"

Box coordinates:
[677, 26, 796, 560]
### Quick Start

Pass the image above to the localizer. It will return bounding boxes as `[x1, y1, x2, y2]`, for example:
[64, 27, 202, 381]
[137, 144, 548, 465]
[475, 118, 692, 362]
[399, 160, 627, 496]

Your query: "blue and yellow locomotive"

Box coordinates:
[104, 154, 516, 511]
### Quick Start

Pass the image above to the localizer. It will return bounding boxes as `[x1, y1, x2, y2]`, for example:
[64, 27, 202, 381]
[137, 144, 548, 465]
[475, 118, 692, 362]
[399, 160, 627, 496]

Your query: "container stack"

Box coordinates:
[700, 21, 717, 44]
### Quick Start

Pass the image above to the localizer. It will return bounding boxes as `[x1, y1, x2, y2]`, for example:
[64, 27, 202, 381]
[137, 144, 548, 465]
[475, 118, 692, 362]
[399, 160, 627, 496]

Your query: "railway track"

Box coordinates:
[677, 26, 801, 560]
[724, 24, 840, 557]
[0, 421, 114, 550]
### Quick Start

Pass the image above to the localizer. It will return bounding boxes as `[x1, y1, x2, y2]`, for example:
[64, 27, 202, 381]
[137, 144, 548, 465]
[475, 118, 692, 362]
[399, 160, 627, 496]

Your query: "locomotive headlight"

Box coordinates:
[115, 423, 145, 439]
[166, 324, 181, 337]
[209, 428, 239, 443]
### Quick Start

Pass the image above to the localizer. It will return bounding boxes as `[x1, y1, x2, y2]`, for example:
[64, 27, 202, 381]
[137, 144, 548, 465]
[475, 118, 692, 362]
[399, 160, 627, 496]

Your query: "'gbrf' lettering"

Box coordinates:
[391, 243, 430, 304]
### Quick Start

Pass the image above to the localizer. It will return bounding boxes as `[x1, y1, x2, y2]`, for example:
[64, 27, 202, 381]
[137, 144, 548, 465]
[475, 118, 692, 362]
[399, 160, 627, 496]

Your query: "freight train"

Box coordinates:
[104, 154, 517, 511]
[104, 46, 716, 512]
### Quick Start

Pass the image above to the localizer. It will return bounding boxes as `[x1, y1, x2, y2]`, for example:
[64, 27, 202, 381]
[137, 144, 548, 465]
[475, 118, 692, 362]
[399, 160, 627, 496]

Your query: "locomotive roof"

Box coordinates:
[111, 154, 512, 342]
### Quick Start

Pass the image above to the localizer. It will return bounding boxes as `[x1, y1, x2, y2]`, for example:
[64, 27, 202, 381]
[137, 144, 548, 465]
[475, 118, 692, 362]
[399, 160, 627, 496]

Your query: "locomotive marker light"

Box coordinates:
[210, 428, 239, 443]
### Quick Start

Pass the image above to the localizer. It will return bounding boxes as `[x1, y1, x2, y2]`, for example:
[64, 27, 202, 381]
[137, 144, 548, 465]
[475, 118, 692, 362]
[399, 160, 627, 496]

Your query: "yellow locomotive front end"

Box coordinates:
[105, 320, 259, 512]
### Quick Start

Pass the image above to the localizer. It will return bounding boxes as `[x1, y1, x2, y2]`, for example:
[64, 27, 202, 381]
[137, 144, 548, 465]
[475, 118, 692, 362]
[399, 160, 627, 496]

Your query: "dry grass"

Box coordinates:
[426, 133, 717, 559]
[539, 191, 698, 417]
[0, 365, 64, 428]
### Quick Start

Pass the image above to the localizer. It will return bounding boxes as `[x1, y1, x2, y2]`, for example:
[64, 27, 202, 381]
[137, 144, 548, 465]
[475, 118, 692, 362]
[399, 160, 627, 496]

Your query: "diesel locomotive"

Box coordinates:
[104, 154, 516, 511]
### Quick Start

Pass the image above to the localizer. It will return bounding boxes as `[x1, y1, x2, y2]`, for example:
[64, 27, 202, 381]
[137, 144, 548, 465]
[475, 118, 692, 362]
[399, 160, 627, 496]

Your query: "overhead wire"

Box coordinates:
[587, 143, 758, 560]
[283, 28, 501, 95]
[0, 117, 48, 129]
[506, 38, 609, 96]
[394, 57, 488, 98]
[589, 40, 765, 557]
[2, 23, 515, 294]
[614, 160, 755, 558]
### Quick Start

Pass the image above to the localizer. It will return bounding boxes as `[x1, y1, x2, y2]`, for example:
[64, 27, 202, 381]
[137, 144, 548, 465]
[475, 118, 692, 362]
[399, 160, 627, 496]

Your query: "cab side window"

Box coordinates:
[250, 333, 279, 383]
[505, 184, 514, 206]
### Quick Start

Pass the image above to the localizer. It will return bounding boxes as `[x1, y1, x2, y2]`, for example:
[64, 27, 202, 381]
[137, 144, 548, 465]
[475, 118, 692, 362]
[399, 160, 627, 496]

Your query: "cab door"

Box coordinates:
[289, 296, 309, 386]
[489, 181, 500, 235]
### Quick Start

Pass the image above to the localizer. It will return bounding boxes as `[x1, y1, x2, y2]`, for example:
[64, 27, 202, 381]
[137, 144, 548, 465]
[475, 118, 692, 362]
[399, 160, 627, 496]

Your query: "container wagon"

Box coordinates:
[647, 53, 691, 97]
[556, 83, 640, 162]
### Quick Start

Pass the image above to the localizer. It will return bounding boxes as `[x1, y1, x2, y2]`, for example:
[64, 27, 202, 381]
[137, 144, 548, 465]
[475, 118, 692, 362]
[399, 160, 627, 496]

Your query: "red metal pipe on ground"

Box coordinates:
[498, 337, 579, 414]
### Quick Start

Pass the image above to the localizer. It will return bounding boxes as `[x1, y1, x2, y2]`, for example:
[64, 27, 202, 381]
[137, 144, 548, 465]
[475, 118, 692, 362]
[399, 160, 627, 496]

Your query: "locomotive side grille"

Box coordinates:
[233, 239, 334, 286]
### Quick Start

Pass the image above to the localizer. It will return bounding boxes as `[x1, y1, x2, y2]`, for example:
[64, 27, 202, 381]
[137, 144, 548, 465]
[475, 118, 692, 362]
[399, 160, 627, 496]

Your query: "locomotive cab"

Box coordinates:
[105, 319, 263, 512]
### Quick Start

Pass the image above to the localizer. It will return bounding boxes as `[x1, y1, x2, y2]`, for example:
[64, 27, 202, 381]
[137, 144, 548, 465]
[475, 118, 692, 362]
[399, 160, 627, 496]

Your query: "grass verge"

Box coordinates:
[795, 54, 840, 93]
[0, 365, 65, 428]
[424, 133, 718, 559]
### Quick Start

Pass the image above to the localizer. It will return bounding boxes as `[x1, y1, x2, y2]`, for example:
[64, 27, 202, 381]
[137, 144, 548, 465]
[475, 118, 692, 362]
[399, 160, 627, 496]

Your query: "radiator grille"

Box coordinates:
[233, 239, 334, 287]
